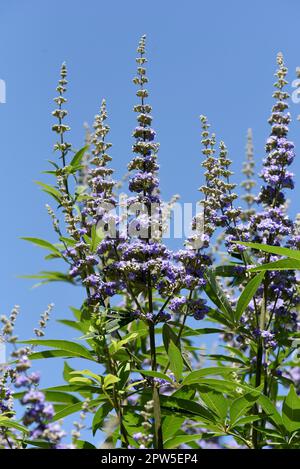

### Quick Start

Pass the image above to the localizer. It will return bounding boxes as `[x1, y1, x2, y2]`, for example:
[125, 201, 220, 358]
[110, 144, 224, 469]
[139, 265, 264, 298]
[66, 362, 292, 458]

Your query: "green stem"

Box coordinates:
[149, 321, 163, 449]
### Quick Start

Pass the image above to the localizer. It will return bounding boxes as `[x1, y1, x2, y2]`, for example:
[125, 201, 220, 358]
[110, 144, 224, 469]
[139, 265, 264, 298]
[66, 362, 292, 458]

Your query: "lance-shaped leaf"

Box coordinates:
[204, 269, 235, 321]
[163, 324, 184, 381]
[250, 258, 300, 272]
[235, 272, 265, 321]
[20, 339, 95, 361]
[232, 241, 300, 260]
[70, 145, 89, 167]
[230, 392, 260, 426]
[282, 385, 300, 433]
[21, 237, 62, 256]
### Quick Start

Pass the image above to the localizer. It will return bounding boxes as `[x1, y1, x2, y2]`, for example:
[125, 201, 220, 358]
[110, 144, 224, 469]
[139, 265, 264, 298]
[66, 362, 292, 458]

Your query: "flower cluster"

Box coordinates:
[240, 128, 256, 221]
[0, 305, 70, 449]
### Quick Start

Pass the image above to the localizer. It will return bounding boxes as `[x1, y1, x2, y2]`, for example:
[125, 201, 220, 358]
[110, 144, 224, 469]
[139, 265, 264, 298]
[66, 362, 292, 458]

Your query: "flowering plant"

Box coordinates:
[1, 36, 300, 450]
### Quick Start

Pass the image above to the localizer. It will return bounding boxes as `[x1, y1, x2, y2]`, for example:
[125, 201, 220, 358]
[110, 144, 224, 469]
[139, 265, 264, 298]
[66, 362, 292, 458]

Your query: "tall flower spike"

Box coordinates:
[242, 53, 299, 348]
[84, 99, 116, 228]
[258, 52, 294, 210]
[67, 100, 120, 303]
[297, 66, 300, 122]
[51, 63, 80, 239]
[77, 122, 92, 187]
[52, 62, 71, 162]
[251, 53, 294, 247]
[240, 128, 256, 221]
[128, 35, 160, 211]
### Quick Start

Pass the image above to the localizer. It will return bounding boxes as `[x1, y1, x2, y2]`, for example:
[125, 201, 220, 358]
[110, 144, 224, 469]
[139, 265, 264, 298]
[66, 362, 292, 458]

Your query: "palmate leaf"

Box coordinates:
[198, 385, 229, 421]
[230, 392, 260, 426]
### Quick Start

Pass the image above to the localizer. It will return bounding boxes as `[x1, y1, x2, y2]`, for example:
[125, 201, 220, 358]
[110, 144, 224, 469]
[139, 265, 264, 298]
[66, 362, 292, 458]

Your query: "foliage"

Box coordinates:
[1, 37, 300, 450]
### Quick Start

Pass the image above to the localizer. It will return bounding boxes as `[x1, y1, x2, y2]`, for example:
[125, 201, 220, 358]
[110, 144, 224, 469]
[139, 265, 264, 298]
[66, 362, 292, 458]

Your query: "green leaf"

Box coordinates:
[69, 369, 102, 384]
[92, 402, 113, 435]
[258, 394, 284, 431]
[23, 439, 52, 448]
[207, 354, 246, 365]
[167, 341, 184, 382]
[235, 272, 265, 321]
[20, 339, 94, 361]
[204, 269, 235, 320]
[182, 327, 224, 337]
[230, 393, 260, 425]
[69, 377, 93, 385]
[158, 394, 217, 423]
[57, 320, 83, 332]
[21, 270, 75, 286]
[75, 440, 96, 449]
[214, 265, 244, 277]
[21, 237, 61, 256]
[164, 434, 202, 449]
[70, 145, 89, 167]
[162, 416, 185, 441]
[0, 417, 29, 434]
[132, 369, 173, 383]
[35, 181, 62, 203]
[103, 374, 120, 389]
[30, 349, 90, 360]
[282, 385, 300, 433]
[52, 398, 101, 421]
[198, 385, 228, 421]
[196, 378, 262, 397]
[42, 391, 80, 404]
[182, 367, 236, 386]
[90, 224, 103, 252]
[234, 242, 300, 261]
[250, 258, 300, 272]
[233, 415, 261, 426]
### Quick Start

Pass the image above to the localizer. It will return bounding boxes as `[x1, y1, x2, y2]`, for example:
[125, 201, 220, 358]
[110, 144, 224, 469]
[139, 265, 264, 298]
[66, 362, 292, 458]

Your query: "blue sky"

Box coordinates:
[1, 0, 300, 442]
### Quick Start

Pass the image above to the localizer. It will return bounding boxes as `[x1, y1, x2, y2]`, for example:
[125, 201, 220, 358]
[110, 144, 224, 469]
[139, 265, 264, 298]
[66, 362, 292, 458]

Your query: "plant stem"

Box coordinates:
[149, 321, 163, 449]
[252, 273, 268, 449]
[103, 337, 129, 447]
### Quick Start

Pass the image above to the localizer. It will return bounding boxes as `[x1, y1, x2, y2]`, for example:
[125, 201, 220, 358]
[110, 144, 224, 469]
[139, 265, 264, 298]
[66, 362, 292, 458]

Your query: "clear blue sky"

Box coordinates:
[1, 0, 300, 440]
